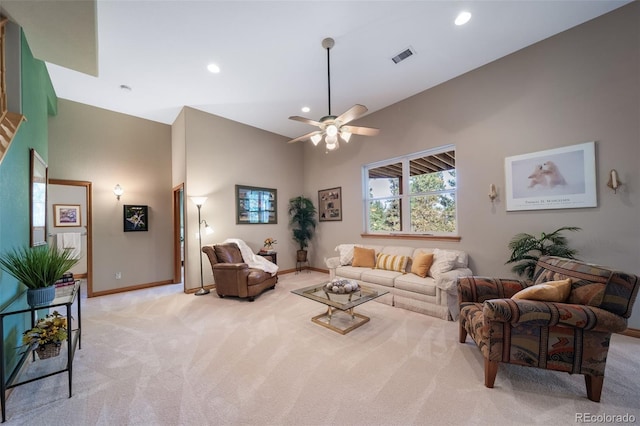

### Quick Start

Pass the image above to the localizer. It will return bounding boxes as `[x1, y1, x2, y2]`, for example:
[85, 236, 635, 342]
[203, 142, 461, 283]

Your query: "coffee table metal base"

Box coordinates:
[311, 306, 370, 335]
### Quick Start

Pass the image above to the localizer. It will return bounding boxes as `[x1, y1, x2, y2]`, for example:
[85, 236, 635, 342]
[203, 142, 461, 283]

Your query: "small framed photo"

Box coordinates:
[318, 187, 342, 221]
[124, 205, 148, 232]
[53, 204, 81, 227]
[505, 141, 597, 211]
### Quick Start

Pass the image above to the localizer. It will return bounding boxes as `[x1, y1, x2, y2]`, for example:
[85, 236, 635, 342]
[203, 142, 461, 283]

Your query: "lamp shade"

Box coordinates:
[190, 196, 208, 206]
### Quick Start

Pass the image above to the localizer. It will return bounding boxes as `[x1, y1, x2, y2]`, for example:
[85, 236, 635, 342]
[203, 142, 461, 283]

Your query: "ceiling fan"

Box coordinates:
[288, 37, 380, 151]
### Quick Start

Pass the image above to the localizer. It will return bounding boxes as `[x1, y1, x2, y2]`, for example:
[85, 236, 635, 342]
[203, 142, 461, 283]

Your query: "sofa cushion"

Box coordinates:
[512, 279, 572, 302]
[375, 253, 409, 273]
[352, 246, 376, 268]
[335, 266, 368, 280]
[429, 249, 458, 277]
[335, 244, 356, 265]
[411, 251, 434, 278]
[360, 269, 401, 288]
[394, 274, 437, 296]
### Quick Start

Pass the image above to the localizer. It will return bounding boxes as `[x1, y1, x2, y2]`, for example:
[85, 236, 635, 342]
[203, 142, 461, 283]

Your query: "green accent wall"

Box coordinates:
[0, 28, 57, 371]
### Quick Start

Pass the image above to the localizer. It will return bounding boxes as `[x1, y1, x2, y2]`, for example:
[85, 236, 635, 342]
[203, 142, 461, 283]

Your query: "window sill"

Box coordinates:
[361, 233, 461, 242]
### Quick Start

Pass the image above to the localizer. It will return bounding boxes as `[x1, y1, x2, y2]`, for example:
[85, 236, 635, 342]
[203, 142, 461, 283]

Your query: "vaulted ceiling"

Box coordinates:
[1, 1, 631, 140]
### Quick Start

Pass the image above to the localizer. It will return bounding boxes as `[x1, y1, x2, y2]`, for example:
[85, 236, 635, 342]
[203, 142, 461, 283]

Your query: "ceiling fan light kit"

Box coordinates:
[288, 37, 379, 152]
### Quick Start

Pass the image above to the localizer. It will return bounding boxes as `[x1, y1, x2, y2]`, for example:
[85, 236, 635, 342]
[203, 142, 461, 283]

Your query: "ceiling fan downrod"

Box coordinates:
[322, 37, 335, 118]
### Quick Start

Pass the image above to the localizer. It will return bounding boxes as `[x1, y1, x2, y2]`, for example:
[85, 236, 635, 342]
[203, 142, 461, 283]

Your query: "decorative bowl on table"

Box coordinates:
[323, 278, 360, 294]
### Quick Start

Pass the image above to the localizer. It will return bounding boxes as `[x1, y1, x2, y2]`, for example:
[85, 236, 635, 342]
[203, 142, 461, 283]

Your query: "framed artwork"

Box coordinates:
[53, 204, 81, 227]
[236, 185, 277, 224]
[124, 205, 149, 232]
[505, 141, 597, 211]
[318, 187, 342, 221]
[30, 149, 47, 246]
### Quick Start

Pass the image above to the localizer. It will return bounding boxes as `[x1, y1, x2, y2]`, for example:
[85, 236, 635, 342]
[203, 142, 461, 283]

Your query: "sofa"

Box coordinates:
[202, 242, 278, 301]
[325, 244, 472, 320]
[458, 256, 639, 401]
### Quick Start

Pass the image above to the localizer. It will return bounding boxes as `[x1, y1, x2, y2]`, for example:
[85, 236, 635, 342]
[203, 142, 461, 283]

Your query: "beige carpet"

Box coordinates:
[5, 271, 640, 425]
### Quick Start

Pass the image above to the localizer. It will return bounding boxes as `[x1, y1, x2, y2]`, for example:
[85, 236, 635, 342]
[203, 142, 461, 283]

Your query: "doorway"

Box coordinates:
[172, 184, 185, 289]
[48, 179, 93, 296]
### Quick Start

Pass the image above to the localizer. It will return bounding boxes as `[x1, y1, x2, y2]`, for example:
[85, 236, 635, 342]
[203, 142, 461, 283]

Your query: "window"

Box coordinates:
[364, 146, 456, 235]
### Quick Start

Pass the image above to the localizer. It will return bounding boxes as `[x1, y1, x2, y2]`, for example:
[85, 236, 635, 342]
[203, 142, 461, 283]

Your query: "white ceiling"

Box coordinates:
[7, 1, 632, 140]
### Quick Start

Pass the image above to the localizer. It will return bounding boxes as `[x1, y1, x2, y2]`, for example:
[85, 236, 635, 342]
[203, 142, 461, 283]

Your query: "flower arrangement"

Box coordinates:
[22, 311, 68, 347]
[263, 237, 277, 249]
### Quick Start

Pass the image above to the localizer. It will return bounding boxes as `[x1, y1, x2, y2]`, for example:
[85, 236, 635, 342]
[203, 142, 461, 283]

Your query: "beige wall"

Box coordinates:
[179, 107, 303, 291]
[48, 99, 173, 294]
[303, 4, 640, 327]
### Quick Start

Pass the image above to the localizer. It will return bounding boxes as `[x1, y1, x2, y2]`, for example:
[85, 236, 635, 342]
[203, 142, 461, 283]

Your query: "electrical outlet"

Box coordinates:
[115, 272, 122, 279]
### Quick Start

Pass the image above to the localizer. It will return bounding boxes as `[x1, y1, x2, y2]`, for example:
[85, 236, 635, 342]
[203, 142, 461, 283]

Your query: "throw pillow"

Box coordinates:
[429, 249, 458, 277]
[411, 251, 434, 278]
[375, 253, 409, 273]
[335, 244, 356, 265]
[512, 278, 572, 302]
[352, 247, 376, 268]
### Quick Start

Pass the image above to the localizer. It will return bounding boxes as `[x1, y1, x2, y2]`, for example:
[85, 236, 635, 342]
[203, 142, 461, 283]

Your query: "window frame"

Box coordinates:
[363, 145, 457, 237]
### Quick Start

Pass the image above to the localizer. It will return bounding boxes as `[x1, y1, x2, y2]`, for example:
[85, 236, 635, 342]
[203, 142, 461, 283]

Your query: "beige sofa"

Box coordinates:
[325, 244, 472, 320]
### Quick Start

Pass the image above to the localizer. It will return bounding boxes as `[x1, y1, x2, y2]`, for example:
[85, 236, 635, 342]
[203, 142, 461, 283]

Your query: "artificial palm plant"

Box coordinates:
[506, 226, 581, 280]
[288, 195, 317, 261]
[0, 245, 78, 289]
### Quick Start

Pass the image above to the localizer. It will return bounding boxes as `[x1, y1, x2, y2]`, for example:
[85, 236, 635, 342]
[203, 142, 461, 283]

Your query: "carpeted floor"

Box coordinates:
[5, 271, 640, 425]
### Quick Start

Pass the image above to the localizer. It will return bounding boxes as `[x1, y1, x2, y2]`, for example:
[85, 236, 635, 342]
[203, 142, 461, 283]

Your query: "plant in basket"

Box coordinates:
[22, 311, 68, 359]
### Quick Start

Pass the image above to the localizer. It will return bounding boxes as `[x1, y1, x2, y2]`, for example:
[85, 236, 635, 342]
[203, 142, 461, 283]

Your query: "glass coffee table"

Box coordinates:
[292, 282, 389, 334]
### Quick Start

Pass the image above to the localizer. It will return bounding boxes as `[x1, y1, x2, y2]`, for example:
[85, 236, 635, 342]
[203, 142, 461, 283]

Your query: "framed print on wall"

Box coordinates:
[505, 141, 597, 211]
[124, 205, 148, 232]
[236, 185, 277, 224]
[318, 187, 342, 221]
[53, 204, 81, 227]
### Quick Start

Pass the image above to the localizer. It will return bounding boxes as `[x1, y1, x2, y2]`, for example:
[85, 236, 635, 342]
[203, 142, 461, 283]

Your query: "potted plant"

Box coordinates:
[0, 245, 79, 307]
[506, 226, 581, 280]
[22, 310, 68, 359]
[288, 195, 317, 262]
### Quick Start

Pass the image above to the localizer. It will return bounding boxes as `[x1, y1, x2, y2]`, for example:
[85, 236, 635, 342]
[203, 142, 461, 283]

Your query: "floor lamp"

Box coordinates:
[191, 196, 210, 296]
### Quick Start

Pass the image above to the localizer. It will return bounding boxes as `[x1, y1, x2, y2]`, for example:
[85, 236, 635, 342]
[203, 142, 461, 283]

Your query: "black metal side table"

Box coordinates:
[0, 281, 81, 422]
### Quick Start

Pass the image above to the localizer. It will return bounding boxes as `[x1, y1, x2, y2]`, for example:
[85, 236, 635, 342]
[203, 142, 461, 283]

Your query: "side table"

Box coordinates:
[0, 281, 81, 422]
[256, 251, 277, 265]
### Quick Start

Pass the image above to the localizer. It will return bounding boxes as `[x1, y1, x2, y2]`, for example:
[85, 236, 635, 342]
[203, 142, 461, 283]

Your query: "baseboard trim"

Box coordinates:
[621, 328, 640, 339]
[92, 279, 174, 297]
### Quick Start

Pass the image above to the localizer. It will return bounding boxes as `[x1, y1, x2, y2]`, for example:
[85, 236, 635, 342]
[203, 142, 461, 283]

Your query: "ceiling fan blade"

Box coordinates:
[289, 115, 323, 127]
[288, 130, 322, 144]
[336, 104, 368, 125]
[341, 125, 380, 137]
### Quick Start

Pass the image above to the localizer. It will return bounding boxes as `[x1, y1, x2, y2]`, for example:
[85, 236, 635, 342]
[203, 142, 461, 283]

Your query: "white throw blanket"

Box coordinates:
[224, 238, 279, 276]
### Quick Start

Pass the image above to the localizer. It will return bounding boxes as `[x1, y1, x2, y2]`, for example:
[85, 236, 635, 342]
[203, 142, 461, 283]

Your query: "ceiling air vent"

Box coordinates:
[392, 47, 416, 64]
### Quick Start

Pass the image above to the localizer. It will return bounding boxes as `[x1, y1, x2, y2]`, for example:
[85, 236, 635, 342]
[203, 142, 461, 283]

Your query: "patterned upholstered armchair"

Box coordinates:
[458, 256, 639, 402]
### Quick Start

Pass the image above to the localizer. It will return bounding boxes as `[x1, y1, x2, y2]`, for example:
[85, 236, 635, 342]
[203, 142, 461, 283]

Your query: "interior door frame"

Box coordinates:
[172, 183, 185, 289]
[49, 179, 93, 296]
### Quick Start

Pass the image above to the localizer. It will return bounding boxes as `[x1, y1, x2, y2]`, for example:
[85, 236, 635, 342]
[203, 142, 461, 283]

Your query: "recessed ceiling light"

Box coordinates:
[455, 11, 472, 26]
[207, 63, 221, 74]
[301, 106, 310, 113]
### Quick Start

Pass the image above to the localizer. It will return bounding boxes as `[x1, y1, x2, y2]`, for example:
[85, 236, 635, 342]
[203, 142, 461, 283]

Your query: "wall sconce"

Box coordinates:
[607, 169, 622, 193]
[488, 184, 498, 202]
[113, 184, 124, 200]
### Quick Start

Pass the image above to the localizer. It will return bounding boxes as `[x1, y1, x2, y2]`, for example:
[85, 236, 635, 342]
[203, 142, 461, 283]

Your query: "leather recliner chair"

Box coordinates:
[202, 242, 277, 301]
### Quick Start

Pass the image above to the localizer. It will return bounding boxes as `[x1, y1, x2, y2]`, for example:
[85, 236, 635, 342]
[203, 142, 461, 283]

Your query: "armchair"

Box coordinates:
[458, 256, 638, 402]
[202, 242, 277, 301]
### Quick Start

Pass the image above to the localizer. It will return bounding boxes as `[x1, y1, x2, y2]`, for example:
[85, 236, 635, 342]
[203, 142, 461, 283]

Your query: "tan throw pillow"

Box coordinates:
[375, 254, 409, 273]
[411, 252, 434, 278]
[512, 278, 572, 302]
[352, 247, 376, 268]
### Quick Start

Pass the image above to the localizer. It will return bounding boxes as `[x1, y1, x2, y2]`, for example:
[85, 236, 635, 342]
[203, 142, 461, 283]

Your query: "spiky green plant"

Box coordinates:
[0, 245, 79, 289]
[288, 195, 317, 251]
[506, 226, 581, 280]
